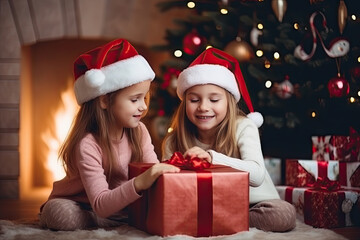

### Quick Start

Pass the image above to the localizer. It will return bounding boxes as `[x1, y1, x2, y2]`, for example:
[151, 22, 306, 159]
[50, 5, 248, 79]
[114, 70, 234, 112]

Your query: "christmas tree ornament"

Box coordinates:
[250, 27, 263, 47]
[294, 11, 324, 61]
[327, 74, 350, 98]
[317, 35, 350, 58]
[274, 75, 294, 99]
[182, 30, 206, 55]
[161, 67, 180, 97]
[224, 36, 254, 62]
[338, 0, 348, 35]
[294, 11, 350, 60]
[271, 0, 287, 22]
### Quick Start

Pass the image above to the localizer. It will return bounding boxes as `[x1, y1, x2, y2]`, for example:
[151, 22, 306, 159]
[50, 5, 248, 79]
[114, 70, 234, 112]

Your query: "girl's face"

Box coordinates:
[185, 84, 228, 135]
[109, 80, 151, 132]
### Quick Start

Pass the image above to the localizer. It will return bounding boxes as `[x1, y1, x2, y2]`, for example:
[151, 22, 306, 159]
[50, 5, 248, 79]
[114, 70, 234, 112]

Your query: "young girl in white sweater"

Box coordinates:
[162, 47, 296, 232]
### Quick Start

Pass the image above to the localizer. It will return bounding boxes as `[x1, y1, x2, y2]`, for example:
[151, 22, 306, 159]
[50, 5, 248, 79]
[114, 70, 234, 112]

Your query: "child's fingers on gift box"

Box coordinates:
[134, 163, 180, 192]
[184, 146, 212, 163]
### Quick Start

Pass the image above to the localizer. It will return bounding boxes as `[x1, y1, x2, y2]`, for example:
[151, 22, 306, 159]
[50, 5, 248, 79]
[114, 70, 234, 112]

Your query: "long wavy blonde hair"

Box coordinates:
[59, 90, 149, 180]
[162, 90, 246, 158]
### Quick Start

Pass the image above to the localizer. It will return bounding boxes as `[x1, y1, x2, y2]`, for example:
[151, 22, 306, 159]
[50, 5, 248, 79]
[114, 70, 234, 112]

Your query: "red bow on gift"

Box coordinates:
[306, 176, 341, 191]
[164, 151, 211, 171]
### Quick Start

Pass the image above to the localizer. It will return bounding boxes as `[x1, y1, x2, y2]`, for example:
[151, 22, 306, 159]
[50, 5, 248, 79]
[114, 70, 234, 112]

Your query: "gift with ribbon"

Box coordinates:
[276, 185, 360, 228]
[312, 127, 360, 162]
[285, 159, 360, 188]
[127, 152, 249, 237]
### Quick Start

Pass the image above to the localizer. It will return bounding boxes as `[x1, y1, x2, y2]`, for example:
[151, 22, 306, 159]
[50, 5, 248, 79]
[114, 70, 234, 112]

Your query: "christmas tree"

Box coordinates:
[150, 0, 360, 158]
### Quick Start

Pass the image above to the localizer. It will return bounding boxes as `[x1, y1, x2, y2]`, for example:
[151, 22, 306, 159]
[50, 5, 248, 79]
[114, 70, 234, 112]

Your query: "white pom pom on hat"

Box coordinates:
[177, 47, 263, 128]
[247, 112, 264, 128]
[73, 39, 155, 105]
[84, 69, 105, 87]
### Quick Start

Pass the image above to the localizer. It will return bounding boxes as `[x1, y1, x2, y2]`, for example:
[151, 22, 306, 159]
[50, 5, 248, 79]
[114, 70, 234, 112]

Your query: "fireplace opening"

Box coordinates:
[20, 39, 112, 200]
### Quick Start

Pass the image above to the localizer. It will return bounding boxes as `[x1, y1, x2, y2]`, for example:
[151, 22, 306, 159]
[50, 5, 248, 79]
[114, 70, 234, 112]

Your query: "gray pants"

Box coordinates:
[40, 198, 296, 232]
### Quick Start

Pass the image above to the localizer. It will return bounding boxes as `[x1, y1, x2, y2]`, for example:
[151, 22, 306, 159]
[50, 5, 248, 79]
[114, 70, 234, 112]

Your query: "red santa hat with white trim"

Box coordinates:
[73, 38, 155, 105]
[177, 47, 264, 128]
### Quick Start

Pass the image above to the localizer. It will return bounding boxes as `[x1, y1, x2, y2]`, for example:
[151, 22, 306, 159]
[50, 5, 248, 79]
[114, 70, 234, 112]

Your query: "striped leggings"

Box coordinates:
[39, 198, 296, 232]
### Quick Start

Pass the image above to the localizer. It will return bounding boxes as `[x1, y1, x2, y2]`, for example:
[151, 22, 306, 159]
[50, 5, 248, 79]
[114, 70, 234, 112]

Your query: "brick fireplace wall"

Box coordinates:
[0, 0, 188, 199]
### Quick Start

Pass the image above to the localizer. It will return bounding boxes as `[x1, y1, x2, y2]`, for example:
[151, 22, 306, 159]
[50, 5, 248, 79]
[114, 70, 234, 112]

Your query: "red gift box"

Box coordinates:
[286, 159, 360, 188]
[312, 128, 360, 162]
[128, 163, 249, 237]
[276, 185, 360, 228]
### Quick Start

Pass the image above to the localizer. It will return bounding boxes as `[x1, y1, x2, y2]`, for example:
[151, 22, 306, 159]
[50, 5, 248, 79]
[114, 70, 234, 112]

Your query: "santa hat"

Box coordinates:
[177, 47, 263, 128]
[73, 39, 155, 105]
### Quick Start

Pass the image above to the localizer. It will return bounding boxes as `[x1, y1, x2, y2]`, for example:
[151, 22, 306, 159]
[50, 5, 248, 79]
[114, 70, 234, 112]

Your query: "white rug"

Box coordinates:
[0, 219, 347, 240]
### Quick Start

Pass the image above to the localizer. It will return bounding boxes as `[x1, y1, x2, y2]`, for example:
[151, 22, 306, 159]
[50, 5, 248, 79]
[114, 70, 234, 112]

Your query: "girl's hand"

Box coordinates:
[184, 146, 212, 164]
[134, 163, 180, 193]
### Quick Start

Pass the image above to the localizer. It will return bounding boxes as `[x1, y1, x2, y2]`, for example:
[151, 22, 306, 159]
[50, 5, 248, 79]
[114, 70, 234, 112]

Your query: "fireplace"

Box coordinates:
[20, 39, 109, 199]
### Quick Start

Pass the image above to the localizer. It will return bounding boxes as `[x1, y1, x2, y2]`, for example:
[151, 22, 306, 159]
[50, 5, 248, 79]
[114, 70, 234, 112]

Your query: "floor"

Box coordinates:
[0, 199, 359, 240]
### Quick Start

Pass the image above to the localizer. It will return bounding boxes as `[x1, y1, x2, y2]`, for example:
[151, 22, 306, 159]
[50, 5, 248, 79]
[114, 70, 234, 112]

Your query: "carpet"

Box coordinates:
[0, 219, 347, 240]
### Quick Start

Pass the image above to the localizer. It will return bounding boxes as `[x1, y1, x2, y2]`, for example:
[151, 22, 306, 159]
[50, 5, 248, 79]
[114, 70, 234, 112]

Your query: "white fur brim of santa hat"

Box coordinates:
[74, 55, 155, 104]
[177, 64, 241, 102]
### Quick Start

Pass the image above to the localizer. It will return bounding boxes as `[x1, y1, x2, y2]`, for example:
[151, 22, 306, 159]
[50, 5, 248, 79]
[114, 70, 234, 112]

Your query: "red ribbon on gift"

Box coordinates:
[164, 152, 213, 236]
[164, 151, 212, 171]
[306, 176, 341, 191]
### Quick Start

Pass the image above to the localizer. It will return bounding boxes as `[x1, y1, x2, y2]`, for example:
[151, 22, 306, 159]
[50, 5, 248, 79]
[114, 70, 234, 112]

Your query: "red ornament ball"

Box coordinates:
[183, 31, 206, 55]
[327, 75, 350, 97]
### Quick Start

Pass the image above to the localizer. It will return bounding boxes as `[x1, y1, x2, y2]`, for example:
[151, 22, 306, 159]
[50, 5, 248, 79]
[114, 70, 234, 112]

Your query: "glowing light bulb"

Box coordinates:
[265, 80, 272, 88]
[187, 1, 195, 8]
[220, 8, 228, 14]
[256, 50, 263, 57]
[174, 50, 182, 57]
[274, 52, 280, 59]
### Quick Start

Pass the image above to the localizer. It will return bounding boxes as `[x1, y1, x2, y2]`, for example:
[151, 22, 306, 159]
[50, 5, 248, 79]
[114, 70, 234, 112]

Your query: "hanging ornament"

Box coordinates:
[271, 0, 287, 22]
[294, 11, 350, 61]
[338, 0, 348, 35]
[294, 12, 323, 61]
[224, 36, 254, 62]
[274, 75, 294, 99]
[162, 67, 180, 97]
[183, 30, 206, 55]
[250, 27, 263, 47]
[327, 74, 350, 98]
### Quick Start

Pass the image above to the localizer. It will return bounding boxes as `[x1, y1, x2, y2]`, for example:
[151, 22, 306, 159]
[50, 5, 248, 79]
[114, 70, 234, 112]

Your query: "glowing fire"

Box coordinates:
[41, 83, 79, 181]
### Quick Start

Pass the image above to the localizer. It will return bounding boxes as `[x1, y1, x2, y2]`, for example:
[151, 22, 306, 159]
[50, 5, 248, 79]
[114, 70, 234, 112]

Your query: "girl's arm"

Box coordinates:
[209, 118, 266, 187]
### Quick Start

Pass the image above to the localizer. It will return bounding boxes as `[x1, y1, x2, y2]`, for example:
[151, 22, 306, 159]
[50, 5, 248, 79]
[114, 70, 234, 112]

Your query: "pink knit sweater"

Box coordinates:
[46, 122, 159, 218]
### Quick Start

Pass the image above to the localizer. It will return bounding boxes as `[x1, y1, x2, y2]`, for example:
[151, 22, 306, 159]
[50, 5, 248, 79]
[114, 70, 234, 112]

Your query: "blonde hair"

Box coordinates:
[59, 90, 149, 180]
[162, 90, 246, 158]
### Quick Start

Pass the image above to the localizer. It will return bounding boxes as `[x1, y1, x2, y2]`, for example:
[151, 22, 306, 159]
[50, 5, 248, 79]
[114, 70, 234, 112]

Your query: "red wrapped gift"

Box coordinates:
[312, 127, 360, 162]
[276, 185, 360, 228]
[286, 159, 360, 188]
[128, 162, 249, 237]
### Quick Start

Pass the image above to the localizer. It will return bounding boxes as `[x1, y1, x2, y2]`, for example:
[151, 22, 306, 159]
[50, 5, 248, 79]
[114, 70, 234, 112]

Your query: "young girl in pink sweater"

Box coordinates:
[39, 39, 179, 230]
[162, 48, 296, 232]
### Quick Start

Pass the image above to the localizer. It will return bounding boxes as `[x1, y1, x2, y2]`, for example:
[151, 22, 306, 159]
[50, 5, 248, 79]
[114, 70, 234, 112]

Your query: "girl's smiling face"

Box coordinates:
[185, 84, 228, 137]
[105, 80, 150, 138]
